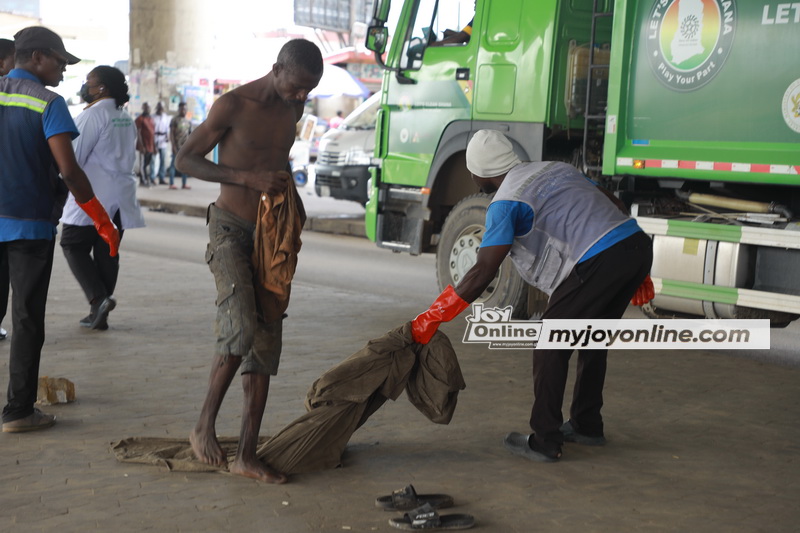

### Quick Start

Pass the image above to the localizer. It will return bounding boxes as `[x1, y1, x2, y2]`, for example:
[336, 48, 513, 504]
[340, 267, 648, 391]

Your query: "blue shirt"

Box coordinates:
[482, 200, 641, 262]
[0, 69, 79, 241]
[7, 69, 79, 139]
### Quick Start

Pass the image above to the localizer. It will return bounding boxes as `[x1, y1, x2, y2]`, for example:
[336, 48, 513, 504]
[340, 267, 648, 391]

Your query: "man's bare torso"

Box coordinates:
[214, 81, 301, 222]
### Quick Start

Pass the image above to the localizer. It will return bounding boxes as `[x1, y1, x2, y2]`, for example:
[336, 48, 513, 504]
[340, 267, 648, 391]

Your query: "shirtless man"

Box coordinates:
[176, 39, 322, 483]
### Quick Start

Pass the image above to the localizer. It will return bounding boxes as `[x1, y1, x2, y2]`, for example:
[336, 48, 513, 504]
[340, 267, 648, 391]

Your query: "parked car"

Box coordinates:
[314, 93, 380, 205]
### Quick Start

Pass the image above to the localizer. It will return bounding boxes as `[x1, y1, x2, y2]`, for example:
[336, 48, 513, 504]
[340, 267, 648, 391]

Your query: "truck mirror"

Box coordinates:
[366, 26, 388, 55]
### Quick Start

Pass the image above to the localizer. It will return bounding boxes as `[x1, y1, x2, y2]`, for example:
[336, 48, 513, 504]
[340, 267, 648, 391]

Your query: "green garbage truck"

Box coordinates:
[363, 0, 800, 323]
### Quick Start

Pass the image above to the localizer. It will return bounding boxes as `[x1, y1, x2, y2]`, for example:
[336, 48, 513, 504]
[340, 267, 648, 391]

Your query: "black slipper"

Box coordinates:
[376, 484, 454, 511]
[389, 503, 474, 530]
[503, 432, 561, 462]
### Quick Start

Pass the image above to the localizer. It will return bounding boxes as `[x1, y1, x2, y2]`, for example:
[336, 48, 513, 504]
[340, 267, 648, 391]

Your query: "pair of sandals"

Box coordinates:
[376, 484, 475, 530]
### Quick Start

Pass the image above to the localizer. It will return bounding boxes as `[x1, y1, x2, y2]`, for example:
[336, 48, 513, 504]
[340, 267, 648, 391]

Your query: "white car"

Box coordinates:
[313, 93, 380, 205]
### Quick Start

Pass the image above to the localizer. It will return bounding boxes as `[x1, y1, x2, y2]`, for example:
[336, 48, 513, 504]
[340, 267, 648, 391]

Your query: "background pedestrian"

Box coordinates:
[0, 27, 119, 432]
[60, 66, 146, 330]
[153, 102, 170, 184]
[135, 102, 156, 186]
[168, 101, 192, 189]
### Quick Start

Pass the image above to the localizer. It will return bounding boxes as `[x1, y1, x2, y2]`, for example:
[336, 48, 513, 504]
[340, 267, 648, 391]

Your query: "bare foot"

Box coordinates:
[190, 427, 228, 467]
[229, 458, 288, 484]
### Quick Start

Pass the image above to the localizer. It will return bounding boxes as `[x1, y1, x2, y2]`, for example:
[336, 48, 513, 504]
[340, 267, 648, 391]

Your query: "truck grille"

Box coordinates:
[317, 151, 346, 166]
[315, 174, 341, 187]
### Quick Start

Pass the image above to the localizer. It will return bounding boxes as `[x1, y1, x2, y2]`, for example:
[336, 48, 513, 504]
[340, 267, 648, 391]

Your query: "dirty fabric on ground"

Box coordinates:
[111, 324, 465, 475]
[111, 436, 266, 473]
[257, 322, 466, 473]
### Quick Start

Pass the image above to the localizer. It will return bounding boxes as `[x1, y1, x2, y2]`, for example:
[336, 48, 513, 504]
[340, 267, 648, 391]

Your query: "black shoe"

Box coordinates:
[2, 408, 56, 433]
[503, 432, 561, 462]
[80, 312, 109, 331]
[89, 296, 116, 330]
[560, 420, 607, 446]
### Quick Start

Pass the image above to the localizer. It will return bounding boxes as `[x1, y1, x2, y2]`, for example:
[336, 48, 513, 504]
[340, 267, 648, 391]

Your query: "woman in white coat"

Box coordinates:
[60, 66, 145, 330]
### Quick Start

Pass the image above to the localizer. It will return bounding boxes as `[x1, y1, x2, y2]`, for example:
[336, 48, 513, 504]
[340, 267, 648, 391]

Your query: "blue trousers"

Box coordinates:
[169, 151, 187, 187]
[155, 147, 168, 181]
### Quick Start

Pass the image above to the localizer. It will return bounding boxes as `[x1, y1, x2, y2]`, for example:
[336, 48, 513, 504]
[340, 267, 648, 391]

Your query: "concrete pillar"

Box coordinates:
[128, 0, 295, 123]
[130, 0, 215, 70]
[128, 0, 217, 121]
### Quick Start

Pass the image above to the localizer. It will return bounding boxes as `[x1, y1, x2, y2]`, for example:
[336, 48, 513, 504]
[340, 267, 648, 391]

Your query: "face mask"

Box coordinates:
[80, 83, 95, 104]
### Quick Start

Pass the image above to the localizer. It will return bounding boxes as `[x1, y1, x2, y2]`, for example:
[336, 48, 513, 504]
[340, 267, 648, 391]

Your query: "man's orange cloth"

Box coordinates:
[252, 184, 303, 322]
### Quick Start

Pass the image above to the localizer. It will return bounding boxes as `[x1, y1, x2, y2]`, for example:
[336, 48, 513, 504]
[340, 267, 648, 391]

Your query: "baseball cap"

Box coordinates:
[14, 26, 80, 65]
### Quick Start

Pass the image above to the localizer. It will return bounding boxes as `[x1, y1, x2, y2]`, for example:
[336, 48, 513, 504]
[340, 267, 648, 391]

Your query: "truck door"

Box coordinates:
[381, 0, 476, 190]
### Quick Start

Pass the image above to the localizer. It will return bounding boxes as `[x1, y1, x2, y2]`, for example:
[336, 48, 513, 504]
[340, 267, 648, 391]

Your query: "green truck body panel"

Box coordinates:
[365, 0, 800, 317]
[604, 0, 800, 179]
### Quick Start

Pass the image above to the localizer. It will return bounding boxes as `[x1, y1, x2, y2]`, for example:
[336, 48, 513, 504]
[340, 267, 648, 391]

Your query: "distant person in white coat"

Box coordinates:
[153, 102, 170, 184]
[60, 66, 146, 330]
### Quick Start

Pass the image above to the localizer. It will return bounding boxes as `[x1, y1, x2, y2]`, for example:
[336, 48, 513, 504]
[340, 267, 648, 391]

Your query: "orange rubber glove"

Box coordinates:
[78, 196, 120, 257]
[411, 285, 470, 344]
[631, 275, 655, 306]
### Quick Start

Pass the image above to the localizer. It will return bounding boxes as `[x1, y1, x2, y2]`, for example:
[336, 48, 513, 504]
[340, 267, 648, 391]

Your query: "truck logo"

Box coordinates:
[646, 0, 737, 92]
[783, 79, 800, 133]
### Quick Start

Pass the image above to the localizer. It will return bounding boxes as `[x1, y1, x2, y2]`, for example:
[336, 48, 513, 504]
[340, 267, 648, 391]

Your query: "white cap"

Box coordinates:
[466, 130, 521, 178]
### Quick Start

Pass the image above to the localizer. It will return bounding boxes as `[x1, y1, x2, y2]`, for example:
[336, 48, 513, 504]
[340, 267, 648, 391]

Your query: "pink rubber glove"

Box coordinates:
[631, 275, 655, 306]
[78, 196, 120, 257]
[411, 285, 470, 344]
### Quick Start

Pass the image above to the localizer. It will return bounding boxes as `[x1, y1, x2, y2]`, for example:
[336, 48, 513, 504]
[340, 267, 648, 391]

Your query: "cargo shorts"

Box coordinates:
[205, 203, 282, 376]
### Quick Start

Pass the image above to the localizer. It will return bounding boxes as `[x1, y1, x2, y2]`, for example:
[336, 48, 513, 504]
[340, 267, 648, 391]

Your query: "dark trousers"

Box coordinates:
[0, 247, 8, 325]
[530, 231, 653, 446]
[140, 152, 155, 184]
[1, 238, 55, 423]
[60, 212, 124, 306]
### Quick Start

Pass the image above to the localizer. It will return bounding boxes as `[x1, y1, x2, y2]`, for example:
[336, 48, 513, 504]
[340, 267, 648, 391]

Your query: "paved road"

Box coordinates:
[134, 171, 366, 220]
[128, 210, 800, 367]
[1, 207, 799, 532]
[123, 211, 437, 302]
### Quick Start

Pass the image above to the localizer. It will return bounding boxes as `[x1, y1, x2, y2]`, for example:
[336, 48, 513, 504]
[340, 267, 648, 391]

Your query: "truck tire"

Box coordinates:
[436, 194, 530, 318]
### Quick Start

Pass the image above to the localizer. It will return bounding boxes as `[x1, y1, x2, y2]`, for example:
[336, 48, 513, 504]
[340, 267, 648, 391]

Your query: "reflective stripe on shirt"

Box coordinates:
[0, 91, 48, 113]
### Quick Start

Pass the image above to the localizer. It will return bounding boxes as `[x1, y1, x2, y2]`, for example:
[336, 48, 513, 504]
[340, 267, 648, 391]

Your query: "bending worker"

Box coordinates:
[411, 129, 654, 462]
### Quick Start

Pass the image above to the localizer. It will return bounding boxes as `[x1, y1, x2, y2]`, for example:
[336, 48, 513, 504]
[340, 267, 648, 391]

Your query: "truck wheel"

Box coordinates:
[293, 169, 308, 187]
[436, 194, 529, 318]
